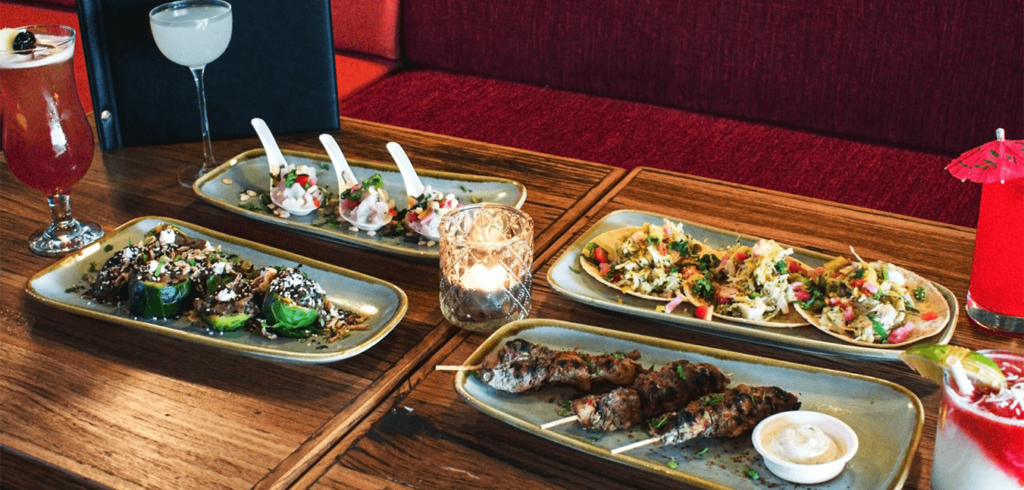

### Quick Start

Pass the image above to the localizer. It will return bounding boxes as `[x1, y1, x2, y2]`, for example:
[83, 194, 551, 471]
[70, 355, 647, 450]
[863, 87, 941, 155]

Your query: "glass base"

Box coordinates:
[178, 164, 208, 188]
[28, 219, 104, 257]
[966, 291, 1024, 338]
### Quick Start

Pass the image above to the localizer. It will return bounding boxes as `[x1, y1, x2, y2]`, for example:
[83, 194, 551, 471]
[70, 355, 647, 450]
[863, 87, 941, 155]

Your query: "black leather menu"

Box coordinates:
[77, 0, 339, 151]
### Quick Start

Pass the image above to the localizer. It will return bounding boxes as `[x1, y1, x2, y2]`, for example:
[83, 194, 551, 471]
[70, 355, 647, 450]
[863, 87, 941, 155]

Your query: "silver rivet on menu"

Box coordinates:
[101, 110, 112, 120]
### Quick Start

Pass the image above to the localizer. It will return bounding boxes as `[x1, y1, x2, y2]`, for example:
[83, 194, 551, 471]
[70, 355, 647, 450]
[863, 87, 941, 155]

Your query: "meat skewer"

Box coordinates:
[611, 384, 801, 454]
[542, 360, 730, 431]
[436, 338, 644, 393]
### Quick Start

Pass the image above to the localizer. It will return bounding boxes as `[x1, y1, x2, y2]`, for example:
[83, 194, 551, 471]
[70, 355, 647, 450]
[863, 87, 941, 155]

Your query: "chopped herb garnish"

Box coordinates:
[882, 268, 889, 281]
[774, 260, 787, 274]
[319, 162, 329, 170]
[667, 461, 679, 469]
[65, 285, 85, 293]
[913, 286, 926, 301]
[744, 468, 759, 480]
[460, 185, 470, 192]
[695, 447, 709, 457]
[646, 236, 660, 244]
[652, 413, 671, 429]
[611, 352, 624, 360]
[749, 292, 761, 298]
[556, 399, 572, 417]
[692, 277, 714, 300]
[668, 241, 689, 255]
[103, 244, 114, 252]
[676, 364, 687, 380]
[88, 262, 98, 272]
[702, 395, 724, 405]
[871, 316, 888, 342]
[585, 242, 599, 252]
[854, 268, 866, 279]
[470, 196, 483, 204]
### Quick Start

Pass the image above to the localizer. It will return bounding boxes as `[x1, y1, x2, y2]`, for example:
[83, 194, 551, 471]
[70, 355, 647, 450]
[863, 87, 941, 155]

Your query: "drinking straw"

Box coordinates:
[946, 356, 975, 397]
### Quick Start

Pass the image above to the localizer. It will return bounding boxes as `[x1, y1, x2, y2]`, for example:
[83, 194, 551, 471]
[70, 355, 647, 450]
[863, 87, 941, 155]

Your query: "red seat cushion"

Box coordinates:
[341, 70, 980, 227]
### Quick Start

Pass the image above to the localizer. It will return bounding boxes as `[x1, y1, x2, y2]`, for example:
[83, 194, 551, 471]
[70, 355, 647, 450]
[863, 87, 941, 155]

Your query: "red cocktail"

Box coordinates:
[967, 179, 1024, 336]
[1, 25, 103, 256]
[932, 350, 1024, 489]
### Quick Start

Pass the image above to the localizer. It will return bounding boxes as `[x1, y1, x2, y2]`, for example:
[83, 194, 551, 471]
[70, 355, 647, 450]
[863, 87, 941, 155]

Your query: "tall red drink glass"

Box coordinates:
[1, 25, 103, 256]
[967, 180, 1024, 336]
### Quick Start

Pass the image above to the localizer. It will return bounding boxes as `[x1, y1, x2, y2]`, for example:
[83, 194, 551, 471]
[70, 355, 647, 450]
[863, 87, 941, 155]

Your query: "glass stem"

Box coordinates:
[47, 194, 78, 234]
[191, 66, 216, 173]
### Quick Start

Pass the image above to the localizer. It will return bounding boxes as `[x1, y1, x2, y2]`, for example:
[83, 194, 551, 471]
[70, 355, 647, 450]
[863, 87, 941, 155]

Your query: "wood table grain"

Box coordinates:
[303, 168, 1021, 490]
[0, 118, 624, 490]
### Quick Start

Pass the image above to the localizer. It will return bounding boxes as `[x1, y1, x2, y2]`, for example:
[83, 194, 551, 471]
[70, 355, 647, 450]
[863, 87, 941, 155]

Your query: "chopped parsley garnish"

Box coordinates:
[470, 196, 483, 203]
[460, 185, 470, 192]
[318, 162, 329, 170]
[65, 285, 85, 293]
[667, 461, 679, 469]
[695, 447, 709, 457]
[611, 352, 624, 360]
[103, 244, 114, 252]
[556, 399, 572, 417]
[585, 242, 599, 252]
[913, 286, 926, 301]
[676, 364, 687, 380]
[88, 262, 98, 273]
[854, 268, 866, 279]
[744, 468, 759, 480]
[646, 236, 660, 244]
[698, 254, 720, 272]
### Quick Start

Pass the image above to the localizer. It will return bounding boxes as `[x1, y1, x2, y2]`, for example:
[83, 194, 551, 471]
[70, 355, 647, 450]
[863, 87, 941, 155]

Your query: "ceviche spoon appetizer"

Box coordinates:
[386, 142, 460, 241]
[319, 134, 394, 232]
[251, 118, 323, 217]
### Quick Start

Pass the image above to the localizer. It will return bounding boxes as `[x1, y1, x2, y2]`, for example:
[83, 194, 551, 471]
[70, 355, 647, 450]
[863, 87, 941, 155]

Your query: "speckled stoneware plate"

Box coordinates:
[194, 149, 527, 259]
[25, 217, 408, 363]
[455, 320, 923, 490]
[547, 210, 957, 360]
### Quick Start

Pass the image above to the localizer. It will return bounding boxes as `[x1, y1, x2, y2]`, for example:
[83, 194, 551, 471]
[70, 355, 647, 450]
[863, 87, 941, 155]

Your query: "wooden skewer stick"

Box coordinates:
[434, 364, 481, 371]
[610, 436, 659, 455]
[539, 415, 579, 430]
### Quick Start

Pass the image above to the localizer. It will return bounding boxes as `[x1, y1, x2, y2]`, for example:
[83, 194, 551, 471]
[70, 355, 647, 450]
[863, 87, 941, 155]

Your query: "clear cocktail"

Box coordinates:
[149, 0, 232, 187]
[932, 350, 1024, 490]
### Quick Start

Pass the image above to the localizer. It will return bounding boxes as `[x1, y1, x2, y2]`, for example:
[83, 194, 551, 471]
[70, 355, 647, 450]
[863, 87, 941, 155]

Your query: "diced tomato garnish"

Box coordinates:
[681, 266, 698, 279]
[594, 247, 608, 264]
[695, 305, 713, 321]
[734, 253, 749, 262]
[313, 198, 320, 207]
[921, 311, 939, 321]
[295, 175, 310, 189]
[794, 289, 811, 302]
[787, 261, 804, 274]
[850, 279, 866, 288]
[388, 208, 397, 216]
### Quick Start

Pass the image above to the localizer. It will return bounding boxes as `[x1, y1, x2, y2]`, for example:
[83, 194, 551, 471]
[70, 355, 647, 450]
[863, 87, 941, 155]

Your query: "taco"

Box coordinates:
[578, 220, 717, 302]
[689, 239, 811, 328]
[793, 257, 949, 347]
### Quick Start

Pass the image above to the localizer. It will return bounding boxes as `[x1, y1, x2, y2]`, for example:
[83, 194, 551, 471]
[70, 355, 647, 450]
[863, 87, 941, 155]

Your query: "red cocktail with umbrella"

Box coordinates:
[949, 128, 1024, 336]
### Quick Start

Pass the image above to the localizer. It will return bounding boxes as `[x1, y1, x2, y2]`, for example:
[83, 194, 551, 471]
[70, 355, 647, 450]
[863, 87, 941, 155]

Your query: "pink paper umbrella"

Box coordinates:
[947, 128, 1024, 183]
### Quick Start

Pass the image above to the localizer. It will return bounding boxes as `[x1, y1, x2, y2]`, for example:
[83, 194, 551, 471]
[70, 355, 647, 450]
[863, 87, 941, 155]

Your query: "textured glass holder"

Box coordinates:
[439, 204, 533, 332]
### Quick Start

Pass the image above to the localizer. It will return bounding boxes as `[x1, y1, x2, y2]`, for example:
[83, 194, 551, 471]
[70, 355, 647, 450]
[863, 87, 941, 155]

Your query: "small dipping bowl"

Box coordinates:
[751, 411, 859, 485]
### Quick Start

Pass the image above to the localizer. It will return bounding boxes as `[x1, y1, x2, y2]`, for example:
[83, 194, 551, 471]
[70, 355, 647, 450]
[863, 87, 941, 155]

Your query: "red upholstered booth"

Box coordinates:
[5, 0, 1022, 228]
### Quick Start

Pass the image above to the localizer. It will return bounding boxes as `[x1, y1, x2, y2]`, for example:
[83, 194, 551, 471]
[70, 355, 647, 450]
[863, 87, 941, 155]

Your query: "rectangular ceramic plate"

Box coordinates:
[194, 149, 528, 259]
[456, 320, 923, 490]
[25, 217, 408, 363]
[547, 209, 958, 360]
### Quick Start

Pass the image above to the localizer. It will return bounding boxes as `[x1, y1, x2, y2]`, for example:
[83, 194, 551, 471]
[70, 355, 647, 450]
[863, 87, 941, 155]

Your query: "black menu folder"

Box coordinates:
[77, 0, 339, 151]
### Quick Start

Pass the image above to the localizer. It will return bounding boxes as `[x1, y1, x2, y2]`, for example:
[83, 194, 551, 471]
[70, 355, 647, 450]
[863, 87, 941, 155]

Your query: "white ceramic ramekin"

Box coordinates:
[751, 410, 859, 484]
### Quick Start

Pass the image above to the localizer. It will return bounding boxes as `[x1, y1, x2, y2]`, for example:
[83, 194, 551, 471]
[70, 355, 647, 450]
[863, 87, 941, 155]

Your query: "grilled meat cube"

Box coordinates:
[572, 360, 730, 431]
[649, 384, 801, 445]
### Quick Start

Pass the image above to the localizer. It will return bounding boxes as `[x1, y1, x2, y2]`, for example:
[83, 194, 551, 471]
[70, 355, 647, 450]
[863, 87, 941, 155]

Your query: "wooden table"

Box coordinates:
[299, 168, 1022, 490]
[0, 118, 623, 490]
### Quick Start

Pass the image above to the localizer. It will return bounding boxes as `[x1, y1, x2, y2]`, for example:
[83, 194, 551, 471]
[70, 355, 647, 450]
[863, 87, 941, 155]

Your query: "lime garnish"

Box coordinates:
[900, 345, 1006, 390]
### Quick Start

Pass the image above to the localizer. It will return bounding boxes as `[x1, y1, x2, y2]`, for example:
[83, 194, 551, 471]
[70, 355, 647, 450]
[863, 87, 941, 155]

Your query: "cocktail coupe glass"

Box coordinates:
[0, 25, 104, 256]
[149, 0, 232, 187]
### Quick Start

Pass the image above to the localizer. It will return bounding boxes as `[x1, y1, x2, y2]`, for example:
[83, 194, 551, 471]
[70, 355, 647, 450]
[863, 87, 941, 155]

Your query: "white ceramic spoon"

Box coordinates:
[251, 118, 320, 216]
[319, 134, 388, 231]
[386, 142, 444, 240]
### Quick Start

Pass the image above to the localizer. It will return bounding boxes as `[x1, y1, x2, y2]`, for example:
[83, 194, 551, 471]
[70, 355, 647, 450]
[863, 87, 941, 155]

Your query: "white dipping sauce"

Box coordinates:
[765, 424, 842, 465]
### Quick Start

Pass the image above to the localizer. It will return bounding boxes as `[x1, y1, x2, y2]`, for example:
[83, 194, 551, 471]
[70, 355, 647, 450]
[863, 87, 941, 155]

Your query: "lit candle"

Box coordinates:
[462, 263, 509, 292]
